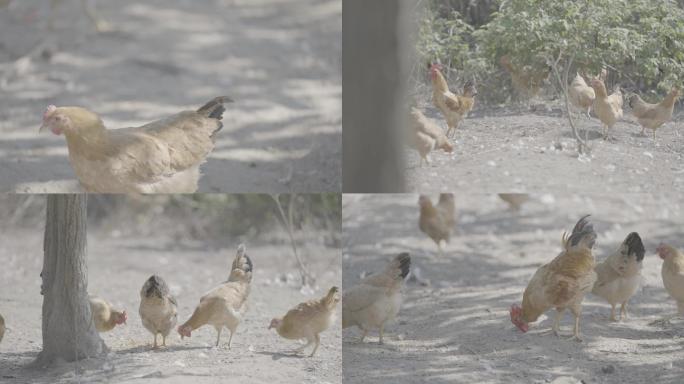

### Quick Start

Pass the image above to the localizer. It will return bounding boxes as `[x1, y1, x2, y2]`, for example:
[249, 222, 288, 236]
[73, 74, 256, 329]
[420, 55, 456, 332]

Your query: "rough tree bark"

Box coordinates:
[343, 0, 415, 192]
[34, 194, 106, 366]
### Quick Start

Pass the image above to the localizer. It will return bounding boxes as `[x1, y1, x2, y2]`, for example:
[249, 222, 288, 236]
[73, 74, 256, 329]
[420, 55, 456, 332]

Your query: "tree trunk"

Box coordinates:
[343, 0, 414, 192]
[34, 194, 106, 366]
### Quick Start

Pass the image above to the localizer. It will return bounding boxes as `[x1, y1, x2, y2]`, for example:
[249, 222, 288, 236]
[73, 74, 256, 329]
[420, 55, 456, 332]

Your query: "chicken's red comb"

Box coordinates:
[43, 105, 57, 120]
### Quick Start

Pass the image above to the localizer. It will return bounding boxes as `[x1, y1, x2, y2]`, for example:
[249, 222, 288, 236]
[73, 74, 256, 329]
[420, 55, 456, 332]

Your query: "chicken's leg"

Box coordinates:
[379, 323, 385, 344]
[570, 305, 583, 342]
[609, 304, 617, 322]
[309, 334, 321, 357]
[552, 308, 564, 336]
[620, 302, 628, 320]
[215, 327, 222, 347]
[296, 337, 314, 354]
[227, 329, 234, 350]
[359, 328, 368, 343]
[162, 334, 167, 347]
[153, 333, 158, 349]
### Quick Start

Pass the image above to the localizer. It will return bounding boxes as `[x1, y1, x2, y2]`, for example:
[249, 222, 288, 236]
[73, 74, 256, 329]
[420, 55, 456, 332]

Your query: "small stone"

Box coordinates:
[601, 365, 615, 374]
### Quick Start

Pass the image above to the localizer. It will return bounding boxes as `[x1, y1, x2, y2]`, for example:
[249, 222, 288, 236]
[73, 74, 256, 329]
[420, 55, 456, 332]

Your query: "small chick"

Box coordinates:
[269, 286, 340, 357]
[139, 275, 178, 348]
[89, 296, 127, 332]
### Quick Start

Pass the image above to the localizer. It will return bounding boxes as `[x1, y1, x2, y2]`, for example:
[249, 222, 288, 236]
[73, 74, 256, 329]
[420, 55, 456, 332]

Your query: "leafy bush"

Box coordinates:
[417, 0, 684, 104]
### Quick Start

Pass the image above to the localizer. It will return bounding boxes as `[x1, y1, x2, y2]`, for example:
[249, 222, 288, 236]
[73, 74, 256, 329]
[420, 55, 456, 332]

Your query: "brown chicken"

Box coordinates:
[590, 78, 623, 139]
[342, 253, 410, 344]
[657, 244, 684, 315]
[139, 275, 178, 348]
[39, 96, 233, 193]
[428, 63, 477, 137]
[418, 194, 455, 255]
[568, 73, 595, 118]
[269, 286, 340, 357]
[592, 232, 645, 321]
[410, 107, 454, 153]
[499, 55, 550, 101]
[407, 130, 436, 166]
[0, 313, 4, 344]
[178, 244, 252, 348]
[89, 296, 127, 332]
[629, 88, 680, 139]
[510, 215, 597, 341]
[498, 193, 529, 211]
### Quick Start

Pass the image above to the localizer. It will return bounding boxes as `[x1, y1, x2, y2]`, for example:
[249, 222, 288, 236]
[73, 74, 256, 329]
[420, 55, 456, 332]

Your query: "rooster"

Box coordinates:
[510, 215, 597, 341]
[428, 63, 477, 137]
[39, 96, 233, 193]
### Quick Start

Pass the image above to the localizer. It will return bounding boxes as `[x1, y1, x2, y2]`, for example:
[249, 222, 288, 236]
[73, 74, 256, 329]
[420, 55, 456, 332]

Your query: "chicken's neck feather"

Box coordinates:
[62, 111, 109, 159]
[431, 70, 449, 93]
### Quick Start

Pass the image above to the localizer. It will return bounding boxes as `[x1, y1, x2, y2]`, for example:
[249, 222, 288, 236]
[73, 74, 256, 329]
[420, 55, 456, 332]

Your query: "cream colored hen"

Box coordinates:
[139, 275, 178, 348]
[658, 244, 684, 316]
[178, 244, 252, 348]
[592, 232, 645, 321]
[269, 286, 340, 357]
[40, 96, 233, 193]
[342, 253, 410, 344]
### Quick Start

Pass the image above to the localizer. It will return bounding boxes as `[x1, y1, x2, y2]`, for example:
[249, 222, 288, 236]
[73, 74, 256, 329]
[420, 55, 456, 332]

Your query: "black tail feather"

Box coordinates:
[197, 96, 233, 120]
[242, 254, 253, 273]
[396, 252, 411, 279]
[625, 232, 645, 262]
[568, 215, 596, 248]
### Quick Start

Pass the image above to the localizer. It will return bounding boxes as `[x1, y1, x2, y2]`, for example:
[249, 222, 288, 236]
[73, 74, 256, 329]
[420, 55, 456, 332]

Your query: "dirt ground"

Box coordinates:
[342, 193, 684, 384]
[0, 0, 341, 193]
[0, 223, 341, 383]
[405, 103, 684, 194]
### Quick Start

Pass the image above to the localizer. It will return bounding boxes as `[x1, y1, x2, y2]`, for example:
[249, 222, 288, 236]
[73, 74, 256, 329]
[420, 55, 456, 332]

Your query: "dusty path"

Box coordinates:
[343, 193, 684, 384]
[0, 0, 341, 193]
[0, 228, 341, 383]
[406, 105, 684, 194]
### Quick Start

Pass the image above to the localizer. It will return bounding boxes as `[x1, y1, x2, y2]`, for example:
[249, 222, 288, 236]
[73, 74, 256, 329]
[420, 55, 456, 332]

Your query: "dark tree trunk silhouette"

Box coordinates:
[343, 0, 415, 192]
[34, 194, 106, 366]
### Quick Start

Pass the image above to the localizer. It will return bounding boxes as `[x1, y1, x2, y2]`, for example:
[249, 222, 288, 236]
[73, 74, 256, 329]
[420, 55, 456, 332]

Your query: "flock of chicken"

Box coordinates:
[409, 60, 680, 166]
[0, 245, 341, 357]
[343, 195, 684, 344]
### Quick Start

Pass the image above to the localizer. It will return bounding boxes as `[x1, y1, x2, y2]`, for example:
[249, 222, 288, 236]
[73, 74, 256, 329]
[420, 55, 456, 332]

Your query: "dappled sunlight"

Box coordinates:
[0, 0, 341, 192]
[344, 193, 684, 383]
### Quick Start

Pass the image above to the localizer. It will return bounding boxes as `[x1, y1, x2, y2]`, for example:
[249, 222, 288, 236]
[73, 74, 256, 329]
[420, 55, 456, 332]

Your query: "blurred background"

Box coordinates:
[0, 0, 341, 193]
